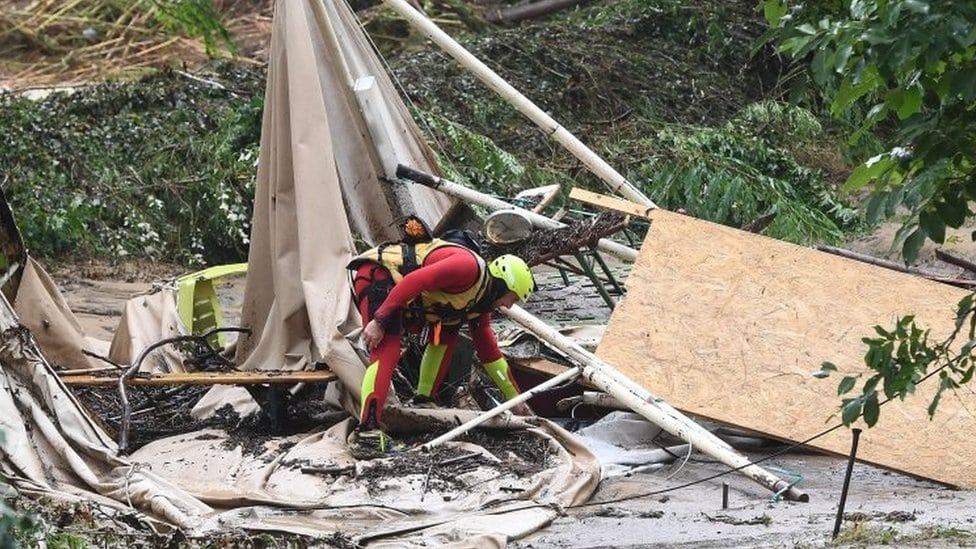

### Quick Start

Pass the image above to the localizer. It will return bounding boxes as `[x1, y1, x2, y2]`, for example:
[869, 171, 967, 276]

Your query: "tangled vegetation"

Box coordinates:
[0, 0, 861, 266]
[0, 64, 264, 264]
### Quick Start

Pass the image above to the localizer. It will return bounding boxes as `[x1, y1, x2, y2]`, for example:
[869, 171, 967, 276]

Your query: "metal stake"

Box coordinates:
[832, 428, 862, 538]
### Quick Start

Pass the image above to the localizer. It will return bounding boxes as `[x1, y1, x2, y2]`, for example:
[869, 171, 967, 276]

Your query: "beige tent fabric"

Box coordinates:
[0, 294, 214, 528]
[12, 257, 98, 370]
[129, 415, 598, 546]
[2, 265, 601, 544]
[234, 0, 451, 409]
[107, 286, 187, 372]
[2, 1, 604, 543]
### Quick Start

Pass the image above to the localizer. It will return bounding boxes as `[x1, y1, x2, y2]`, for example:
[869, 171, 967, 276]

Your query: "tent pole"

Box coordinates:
[503, 304, 810, 502]
[396, 164, 639, 262]
[420, 366, 581, 451]
[381, 0, 656, 209]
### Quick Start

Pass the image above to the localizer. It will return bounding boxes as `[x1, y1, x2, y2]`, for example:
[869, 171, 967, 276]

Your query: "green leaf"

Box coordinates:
[903, 227, 928, 264]
[831, 68, 881, 116]
[927, 387, 943, 418]
[934, 194, 969, 228]
[838, 375, 859, 395]
[843, 154, 893, 192]
[862, 392, 880, 427]
[821, 361, 838, 372]
[841, 397, 863, 426]
[919, 209, 946, 243]
[762, 0, 787, 27]
[892, 87, 923, 120]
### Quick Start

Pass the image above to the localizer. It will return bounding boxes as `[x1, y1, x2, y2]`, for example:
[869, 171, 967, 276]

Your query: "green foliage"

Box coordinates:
[820, 293, 976, 427]
[634, 101, 858, 245]
[422, 113, 526, 198]
[0, 65, 263, 266]
[762, 0, 976, 262]
[153, 0, 238, 57]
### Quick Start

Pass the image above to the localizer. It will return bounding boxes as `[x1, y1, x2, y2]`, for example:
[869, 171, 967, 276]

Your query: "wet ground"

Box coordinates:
[47, 230, 976, 547]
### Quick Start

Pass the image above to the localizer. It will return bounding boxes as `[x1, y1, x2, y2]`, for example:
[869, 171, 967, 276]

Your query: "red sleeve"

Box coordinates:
[470, 313, 503, 363]
[373, 247, 480, 324]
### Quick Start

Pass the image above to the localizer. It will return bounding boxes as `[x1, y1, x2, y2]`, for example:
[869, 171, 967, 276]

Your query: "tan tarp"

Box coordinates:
[597, 209, 976, 488]
[1, 0, 601, 544]
[13, 257, 99, 370]
[107, 285, 187, 372]
[234, 0, 450, 397]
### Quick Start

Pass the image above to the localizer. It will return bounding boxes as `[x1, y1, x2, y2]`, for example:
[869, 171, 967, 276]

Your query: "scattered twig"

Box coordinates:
[301, 465, 355, 477]
[935, 249, 976, 276]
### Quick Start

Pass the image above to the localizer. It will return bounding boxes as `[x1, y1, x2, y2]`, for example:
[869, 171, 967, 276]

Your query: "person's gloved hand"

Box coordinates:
[363, 319, 385, 352]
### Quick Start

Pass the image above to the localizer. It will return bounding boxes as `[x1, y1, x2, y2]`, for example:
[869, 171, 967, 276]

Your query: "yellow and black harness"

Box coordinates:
[347, 238, 491, 327]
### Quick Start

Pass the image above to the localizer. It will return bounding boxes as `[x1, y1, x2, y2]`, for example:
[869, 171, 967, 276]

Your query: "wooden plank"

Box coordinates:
[510, 357, 597, 389]
[596, 208, 976, 488]
[568, 187, 653, 219]
[61, 370, 336, 387]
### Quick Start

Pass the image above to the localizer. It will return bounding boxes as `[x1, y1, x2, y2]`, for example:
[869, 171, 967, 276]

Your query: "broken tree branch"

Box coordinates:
[935, 249, 976, 276]
[816, 245, 976, 289]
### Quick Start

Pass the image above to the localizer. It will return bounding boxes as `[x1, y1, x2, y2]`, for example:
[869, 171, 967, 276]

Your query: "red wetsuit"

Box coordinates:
[353, 246, 505, 428]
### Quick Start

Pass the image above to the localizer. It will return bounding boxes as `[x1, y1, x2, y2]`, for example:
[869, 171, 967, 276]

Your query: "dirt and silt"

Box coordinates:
[43, 226, 976, 548]
[7, 1, 976, 546]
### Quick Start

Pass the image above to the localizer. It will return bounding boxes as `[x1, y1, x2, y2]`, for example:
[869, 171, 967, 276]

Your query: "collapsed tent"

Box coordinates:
[0, 0, 602, 545]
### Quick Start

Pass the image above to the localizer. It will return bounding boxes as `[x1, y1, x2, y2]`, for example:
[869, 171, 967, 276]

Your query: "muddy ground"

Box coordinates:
[47, 226, 976, 548]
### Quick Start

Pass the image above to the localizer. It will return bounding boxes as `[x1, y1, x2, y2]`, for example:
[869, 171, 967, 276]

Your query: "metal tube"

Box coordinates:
[420, 366, 582, 450]
[381, 0, 655, 208]
[833, 428, 863, 538]
[396, 164, 640, 263]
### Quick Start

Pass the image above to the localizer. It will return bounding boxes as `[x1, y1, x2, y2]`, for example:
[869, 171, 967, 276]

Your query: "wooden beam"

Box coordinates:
[61, 370, 336, 387]
[569, 187, 654, 219]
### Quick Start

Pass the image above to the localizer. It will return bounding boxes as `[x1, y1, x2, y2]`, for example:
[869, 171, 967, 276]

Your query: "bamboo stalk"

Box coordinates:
[381, 0, 656, 209]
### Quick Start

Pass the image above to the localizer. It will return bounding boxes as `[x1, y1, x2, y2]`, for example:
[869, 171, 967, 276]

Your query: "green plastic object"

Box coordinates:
[176, 262, 248, 349]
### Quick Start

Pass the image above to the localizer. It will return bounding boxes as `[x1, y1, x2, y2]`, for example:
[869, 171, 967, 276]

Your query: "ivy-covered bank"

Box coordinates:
[0, 64, 264, 265]
[0, 0, 863, 267]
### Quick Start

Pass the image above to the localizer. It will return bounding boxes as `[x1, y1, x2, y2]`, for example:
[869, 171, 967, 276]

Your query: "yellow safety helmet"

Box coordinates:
[488, 254, 535, 302]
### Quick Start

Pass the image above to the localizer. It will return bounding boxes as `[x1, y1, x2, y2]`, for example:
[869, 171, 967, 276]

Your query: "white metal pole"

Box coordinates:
[381, 0, 657, 209]
[396, 165, 639, 262]
[420, 366, 581, 450]
[503, 304, 809, 502]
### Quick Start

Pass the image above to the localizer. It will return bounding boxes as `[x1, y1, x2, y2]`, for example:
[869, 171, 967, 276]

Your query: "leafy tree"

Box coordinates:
[763, 0, 976, 426]
[762, 0, 976, 262]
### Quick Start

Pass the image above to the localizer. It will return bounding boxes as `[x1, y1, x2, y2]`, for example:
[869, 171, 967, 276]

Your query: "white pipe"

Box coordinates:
[420, 366, 581, 450]
[396, 164, 639, 262]
[503, 304, 809, 502]
[381, 0, 656, 209]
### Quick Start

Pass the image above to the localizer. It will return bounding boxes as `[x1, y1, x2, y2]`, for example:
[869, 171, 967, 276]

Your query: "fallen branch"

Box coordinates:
[816, 245, 976, 289]
[935, 249, 976, 276]
[486, 0, 593, 24]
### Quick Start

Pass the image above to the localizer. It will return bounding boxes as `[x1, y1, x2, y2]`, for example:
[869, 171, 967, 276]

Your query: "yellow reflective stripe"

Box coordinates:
[359, 361, 380, 417]
[416, 343, 447, 397]
[483, 357, 519, 400]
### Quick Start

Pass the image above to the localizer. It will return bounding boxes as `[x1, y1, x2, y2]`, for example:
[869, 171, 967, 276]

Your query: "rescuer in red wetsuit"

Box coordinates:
[347, 223, 536, 434]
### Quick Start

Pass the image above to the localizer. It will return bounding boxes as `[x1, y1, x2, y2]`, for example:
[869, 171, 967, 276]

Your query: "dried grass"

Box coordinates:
[0, 0, 273, 90]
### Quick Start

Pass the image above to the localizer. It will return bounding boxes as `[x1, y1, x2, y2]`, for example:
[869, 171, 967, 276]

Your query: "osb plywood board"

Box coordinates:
[596, 209, 976, 488]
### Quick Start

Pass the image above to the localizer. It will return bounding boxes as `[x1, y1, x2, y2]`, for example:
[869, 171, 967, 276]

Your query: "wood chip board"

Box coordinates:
[596, 209, 976, 488]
